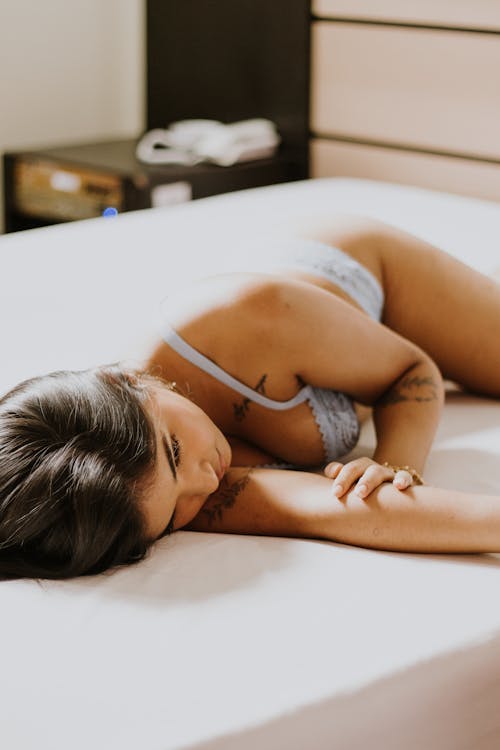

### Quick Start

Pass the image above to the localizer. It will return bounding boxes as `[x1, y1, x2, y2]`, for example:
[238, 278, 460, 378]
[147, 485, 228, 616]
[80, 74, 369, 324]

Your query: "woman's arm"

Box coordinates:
[183, 467, 500, 554]
[268, 278, 445, 473]
[370, 356, 444, 473]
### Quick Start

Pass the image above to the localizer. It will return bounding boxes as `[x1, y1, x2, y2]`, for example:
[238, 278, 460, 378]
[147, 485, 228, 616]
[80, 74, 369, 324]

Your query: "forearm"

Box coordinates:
[186, 468, 500, 554]
[327, 482, 500, 554]
[372, 357, 444, 474]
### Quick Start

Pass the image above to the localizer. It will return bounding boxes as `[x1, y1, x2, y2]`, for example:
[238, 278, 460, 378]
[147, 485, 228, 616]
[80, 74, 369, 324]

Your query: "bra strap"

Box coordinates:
[160, 323, 310, 411]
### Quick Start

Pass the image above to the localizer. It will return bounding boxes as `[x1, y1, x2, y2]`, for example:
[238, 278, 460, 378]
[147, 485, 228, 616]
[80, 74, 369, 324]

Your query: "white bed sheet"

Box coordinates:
[1, 177, 500, 750]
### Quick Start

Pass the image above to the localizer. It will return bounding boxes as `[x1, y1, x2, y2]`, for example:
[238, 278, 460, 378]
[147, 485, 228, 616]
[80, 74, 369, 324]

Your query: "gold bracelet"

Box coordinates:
[382, 462, 425, 486]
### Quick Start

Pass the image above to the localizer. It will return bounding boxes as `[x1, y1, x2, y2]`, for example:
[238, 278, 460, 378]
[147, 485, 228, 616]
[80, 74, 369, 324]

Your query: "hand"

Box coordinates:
[324, 457, 414, 499]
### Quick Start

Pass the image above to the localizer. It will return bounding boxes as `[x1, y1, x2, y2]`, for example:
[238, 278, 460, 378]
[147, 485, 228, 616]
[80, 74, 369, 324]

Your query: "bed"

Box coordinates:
[1, 177, 500, 750]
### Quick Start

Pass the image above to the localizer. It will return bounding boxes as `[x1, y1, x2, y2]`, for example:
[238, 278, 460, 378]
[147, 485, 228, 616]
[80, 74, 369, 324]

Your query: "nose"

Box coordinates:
[182, 457, 219, 498]
[175, 461, 219, 528]
[201, 457, 220, 489]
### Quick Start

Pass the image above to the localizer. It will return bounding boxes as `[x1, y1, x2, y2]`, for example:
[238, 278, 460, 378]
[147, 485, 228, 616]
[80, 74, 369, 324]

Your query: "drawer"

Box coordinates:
[312, 0, 500, 31]
[310, 137, 500, 203]
[311, 22, 500, 159]
[11, 157, 124, 221]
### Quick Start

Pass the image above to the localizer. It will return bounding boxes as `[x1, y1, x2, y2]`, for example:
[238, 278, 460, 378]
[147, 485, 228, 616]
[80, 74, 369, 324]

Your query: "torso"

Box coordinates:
[150, 240, 382, 467]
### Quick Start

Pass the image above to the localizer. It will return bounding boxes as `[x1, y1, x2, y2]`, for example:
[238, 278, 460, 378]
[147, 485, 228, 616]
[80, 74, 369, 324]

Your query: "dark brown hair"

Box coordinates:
[0, 366, 163, 581]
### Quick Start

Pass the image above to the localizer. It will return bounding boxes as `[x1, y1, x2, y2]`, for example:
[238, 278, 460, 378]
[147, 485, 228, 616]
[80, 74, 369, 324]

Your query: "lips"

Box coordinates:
[216, 452, 226, 481]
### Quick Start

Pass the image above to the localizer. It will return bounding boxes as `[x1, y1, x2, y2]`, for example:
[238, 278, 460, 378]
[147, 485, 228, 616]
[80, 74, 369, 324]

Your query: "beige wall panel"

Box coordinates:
[310, 138, 500, 203]
[311, 22, 500, 159]
[313, 0, 500, 30]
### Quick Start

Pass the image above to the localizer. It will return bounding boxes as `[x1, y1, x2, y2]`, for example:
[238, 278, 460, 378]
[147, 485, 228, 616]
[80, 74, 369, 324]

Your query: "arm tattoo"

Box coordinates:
[233, 374, 268, 421]
[200, 470, 252, 526]
[378, 375, 439, 407]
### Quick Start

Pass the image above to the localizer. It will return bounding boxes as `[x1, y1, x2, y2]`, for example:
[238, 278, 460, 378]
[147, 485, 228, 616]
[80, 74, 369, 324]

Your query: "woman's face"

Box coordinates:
[141, 384, 232, 540]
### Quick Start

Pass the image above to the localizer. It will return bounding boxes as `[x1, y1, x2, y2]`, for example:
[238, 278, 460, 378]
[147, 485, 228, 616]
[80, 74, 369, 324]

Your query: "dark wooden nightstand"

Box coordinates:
[3, 138, 304, 233]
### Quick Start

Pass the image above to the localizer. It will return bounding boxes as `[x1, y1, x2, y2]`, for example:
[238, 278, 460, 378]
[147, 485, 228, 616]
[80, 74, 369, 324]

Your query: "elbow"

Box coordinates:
[410, 352, 445, 392]
[378, 354, 445, 407]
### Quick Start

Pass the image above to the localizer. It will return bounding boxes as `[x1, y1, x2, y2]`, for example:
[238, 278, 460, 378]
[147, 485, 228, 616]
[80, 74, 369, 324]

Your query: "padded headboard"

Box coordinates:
[310, 0, 500, 202]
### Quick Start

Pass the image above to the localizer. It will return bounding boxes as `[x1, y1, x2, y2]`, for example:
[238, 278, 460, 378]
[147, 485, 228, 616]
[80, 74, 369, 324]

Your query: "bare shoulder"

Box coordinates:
[176, 271, 291, 357]
[160, 271, 282, 322]
[156, 269, 332, 344]
[145, 272, 298, 401]
[147, 271, 282, 351]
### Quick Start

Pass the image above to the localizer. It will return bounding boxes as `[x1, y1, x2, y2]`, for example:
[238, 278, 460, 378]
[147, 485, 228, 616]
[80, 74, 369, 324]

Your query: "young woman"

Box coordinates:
[1, 216, 500, 580]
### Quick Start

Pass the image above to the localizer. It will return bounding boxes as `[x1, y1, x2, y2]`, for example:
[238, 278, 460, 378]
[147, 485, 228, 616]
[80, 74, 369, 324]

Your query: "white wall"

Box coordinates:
[0, 0, 145, 232]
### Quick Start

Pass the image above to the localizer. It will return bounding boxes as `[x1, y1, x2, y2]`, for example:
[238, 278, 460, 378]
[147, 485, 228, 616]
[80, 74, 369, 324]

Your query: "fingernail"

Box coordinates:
[357, 484, 367, 497]
[333, 484, 343, 496]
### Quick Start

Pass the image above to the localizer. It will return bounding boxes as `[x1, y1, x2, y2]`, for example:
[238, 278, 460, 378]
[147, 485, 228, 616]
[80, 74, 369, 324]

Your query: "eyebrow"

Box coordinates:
[162, 433, 178, 482]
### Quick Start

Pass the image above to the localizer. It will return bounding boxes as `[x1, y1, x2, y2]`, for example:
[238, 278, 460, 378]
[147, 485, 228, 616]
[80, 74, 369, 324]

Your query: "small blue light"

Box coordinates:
[102, 207, 118, 217]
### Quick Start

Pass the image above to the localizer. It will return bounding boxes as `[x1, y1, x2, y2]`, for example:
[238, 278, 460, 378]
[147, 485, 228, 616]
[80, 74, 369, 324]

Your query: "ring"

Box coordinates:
[394, 469, 413, 485]
[382, 462, 425, 486]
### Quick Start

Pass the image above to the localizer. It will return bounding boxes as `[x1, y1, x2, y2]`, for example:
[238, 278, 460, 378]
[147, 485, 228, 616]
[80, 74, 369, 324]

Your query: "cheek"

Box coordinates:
[187, 412, 217, 447]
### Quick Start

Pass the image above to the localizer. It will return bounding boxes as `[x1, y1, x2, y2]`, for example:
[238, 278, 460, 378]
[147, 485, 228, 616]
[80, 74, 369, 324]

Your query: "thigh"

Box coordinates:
[375, 223, 500, 398]
[305, 215, 500, 397]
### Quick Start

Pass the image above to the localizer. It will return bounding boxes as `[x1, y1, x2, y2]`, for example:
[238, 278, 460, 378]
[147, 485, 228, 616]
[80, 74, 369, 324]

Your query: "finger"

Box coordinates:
[332, 461, 372, 497]
[355, 464, 396, 498]
[393, 470, 413, 490]
[324, 462, 343, 479]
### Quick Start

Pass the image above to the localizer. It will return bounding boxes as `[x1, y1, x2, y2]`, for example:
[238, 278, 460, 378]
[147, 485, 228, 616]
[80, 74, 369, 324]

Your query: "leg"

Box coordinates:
[308, 216, 500, 398]
[375, 223, 500, 398]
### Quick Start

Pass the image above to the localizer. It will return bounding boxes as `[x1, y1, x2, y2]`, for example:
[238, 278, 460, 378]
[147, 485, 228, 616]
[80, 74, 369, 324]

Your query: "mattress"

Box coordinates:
[1, 177, 500, 750]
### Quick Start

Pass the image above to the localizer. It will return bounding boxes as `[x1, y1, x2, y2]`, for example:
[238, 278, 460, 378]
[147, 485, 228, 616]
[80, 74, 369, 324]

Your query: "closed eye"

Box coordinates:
[171, 434, 182, 468]
[158, 433, 183, 539]
[162, 434, 179, 482]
